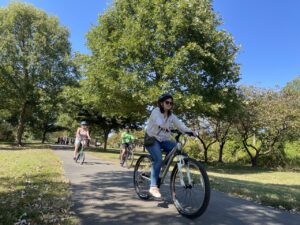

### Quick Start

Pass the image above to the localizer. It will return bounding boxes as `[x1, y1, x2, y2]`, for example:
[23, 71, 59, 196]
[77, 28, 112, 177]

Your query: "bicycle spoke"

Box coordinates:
[134, 155, 152, 199]
[171, 157, 210, 218]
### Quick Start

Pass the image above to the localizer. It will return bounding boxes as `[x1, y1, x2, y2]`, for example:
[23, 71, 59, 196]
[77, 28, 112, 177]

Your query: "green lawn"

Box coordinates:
[88, 149, 121, 162]
[88, 148, 300, 213]
[0, 145, 78, 225]
[207, 164, 300, 212]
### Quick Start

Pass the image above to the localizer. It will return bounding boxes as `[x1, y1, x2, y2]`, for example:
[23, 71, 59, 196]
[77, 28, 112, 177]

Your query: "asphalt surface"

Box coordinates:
[52, 145, 300, 225]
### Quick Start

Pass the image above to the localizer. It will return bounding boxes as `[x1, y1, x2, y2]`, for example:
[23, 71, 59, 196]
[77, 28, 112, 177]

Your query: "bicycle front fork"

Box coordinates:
[176, 155, 192, 186]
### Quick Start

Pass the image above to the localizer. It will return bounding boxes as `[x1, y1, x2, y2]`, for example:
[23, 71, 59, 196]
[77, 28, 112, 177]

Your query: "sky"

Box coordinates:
[0, 0, 299, 88]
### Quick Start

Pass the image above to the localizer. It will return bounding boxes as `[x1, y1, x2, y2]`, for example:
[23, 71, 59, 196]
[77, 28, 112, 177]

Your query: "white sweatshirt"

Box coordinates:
[145, 107, 192, 142]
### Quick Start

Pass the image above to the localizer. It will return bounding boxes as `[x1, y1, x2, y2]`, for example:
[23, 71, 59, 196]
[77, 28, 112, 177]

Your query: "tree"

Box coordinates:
[282, 76, 300, 141]
[0, 3, 77, 145]
[192, 115, 235, 163]
[84, 0, 240, 121]
[188, 88, 241, 163]
[62, 83, 141, 151]
[27, 91, 69, 143]
[196, 117, 217, 163]
[237, 86, 299, 167]
[283, 75, 300, 94]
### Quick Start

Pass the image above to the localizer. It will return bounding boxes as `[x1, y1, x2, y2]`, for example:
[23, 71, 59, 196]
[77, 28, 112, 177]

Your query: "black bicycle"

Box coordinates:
[123, 143, 135, 169]
[133, 130, 210, 219]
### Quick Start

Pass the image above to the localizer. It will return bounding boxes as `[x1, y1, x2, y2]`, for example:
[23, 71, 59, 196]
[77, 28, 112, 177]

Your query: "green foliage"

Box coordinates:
[0, 121, 15, 141]
[236, 86, 300, 166]
[84, 0, 240, 120]
[107, 132, 122, 148]
[283, 75, 300, 95]
[108, 129, 145, 148]
[284, 141, 300, 168]
[0, 2, 77, 144]
[258, 143, 288, 168]
[184, 138, 205, 161]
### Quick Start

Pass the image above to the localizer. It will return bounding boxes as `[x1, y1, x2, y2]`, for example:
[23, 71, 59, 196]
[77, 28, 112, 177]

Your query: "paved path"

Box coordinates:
[52, 146, 300, 225]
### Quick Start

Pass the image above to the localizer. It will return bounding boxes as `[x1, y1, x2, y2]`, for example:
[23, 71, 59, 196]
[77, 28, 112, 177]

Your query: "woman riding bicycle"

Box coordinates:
[145, 93, 195, 198]
[73, 121, 91, 160]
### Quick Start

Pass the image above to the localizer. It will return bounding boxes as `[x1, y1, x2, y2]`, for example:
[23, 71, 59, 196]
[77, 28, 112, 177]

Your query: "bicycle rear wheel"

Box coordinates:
[133, 155, 152, 199]
[124, 149, 134, 169]
[170, 157, 210, 218]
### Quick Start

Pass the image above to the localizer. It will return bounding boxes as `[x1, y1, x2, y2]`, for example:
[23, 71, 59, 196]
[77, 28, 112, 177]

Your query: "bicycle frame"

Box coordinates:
[126, 143, 134, 153]
[157, 133, 191, 187]
[121, 143, 133, 157]
[77, 139, 87, 158]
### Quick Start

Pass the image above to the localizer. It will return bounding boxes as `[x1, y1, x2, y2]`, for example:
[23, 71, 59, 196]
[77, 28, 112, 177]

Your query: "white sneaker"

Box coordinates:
[149, 187, 162, 198]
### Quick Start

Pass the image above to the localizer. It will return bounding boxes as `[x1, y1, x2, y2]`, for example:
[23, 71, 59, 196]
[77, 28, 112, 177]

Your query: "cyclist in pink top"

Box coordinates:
[73, 121, 91, 160]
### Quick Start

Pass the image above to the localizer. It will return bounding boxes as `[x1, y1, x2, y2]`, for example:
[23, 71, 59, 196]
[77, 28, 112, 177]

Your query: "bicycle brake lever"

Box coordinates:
[185, 131, 194, 136]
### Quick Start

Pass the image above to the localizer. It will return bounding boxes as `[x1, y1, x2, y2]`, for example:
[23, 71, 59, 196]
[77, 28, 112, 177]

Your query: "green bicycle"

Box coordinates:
[76, 139, 87, 165]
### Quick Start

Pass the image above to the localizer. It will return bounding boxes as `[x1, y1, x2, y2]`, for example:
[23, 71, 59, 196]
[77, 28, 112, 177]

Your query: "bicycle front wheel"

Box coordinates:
[125, 150, 134, 169]
[80, 152, 85, 165]
[170, 157, 210, 219]
[76, 151, 85, 164]
[133, 155, 152, 199]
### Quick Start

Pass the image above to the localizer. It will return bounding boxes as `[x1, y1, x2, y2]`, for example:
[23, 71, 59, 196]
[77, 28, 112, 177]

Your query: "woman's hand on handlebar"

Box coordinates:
[185, 131, 197, 137]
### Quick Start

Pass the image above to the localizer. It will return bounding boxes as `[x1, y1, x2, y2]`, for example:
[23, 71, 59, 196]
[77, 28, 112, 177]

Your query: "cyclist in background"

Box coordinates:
[145, 93, 196, 198]
[120, 126, 134, 166]
[73, 121, 91, 160]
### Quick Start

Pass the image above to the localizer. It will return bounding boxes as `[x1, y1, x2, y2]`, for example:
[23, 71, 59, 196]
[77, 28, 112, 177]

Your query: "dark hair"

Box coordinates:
[158, 98, 173, 117]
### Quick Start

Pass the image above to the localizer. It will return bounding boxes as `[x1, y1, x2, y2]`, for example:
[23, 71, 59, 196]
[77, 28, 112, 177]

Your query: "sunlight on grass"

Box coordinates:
[89, 151, 120, 162]
[208, 171, 300, 212]
[208, 170, 300, 185]
[0, 147, 79, 225]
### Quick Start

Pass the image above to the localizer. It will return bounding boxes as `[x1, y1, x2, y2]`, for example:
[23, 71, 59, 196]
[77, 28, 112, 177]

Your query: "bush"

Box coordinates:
[0, 122, 15, 141]
[258, 143, 287, 168]
[185, 139, 205, 161]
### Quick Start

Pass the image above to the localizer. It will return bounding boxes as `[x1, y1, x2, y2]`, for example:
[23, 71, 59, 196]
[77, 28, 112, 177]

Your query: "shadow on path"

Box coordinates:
[53, 149, 300, 225]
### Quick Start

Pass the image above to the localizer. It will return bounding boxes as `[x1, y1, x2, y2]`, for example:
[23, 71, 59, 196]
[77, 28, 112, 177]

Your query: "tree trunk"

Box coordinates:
[251, 153, 260, 167]
[204, 148, 208, 163]
[197, 137, 215, 163]
[103, 129, 110, 151]
[242, 139, 259, 167]
[218, 142, 225, 163]
[16, 102, 27, 146]
[251, 157, 258, 167]
[42, 130, 47, 144]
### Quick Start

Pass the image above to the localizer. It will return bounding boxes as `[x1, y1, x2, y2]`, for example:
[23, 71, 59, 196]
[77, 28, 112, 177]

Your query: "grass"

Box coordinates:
[88, 148, 300, 213]
[206, 163, 300, 212]
[88, 148, 121, 162]
[0, 144, 79, 225]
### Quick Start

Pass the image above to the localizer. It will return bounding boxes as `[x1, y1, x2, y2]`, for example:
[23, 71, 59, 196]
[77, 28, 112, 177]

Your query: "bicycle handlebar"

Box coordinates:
[170, 130, 195, 142]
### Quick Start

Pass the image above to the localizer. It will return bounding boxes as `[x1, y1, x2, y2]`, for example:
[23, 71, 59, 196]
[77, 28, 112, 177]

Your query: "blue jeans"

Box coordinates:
[145, 140, 177, 187]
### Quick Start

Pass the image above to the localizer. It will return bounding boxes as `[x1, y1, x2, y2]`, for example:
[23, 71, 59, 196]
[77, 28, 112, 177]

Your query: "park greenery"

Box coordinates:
[0, 145, 79, 224]
[1, 1, 298, 169]
[0, 1, 300, 222]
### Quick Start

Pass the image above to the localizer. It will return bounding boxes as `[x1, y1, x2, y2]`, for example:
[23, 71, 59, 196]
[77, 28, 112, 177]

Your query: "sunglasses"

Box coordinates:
[164, 100, 173, 106]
